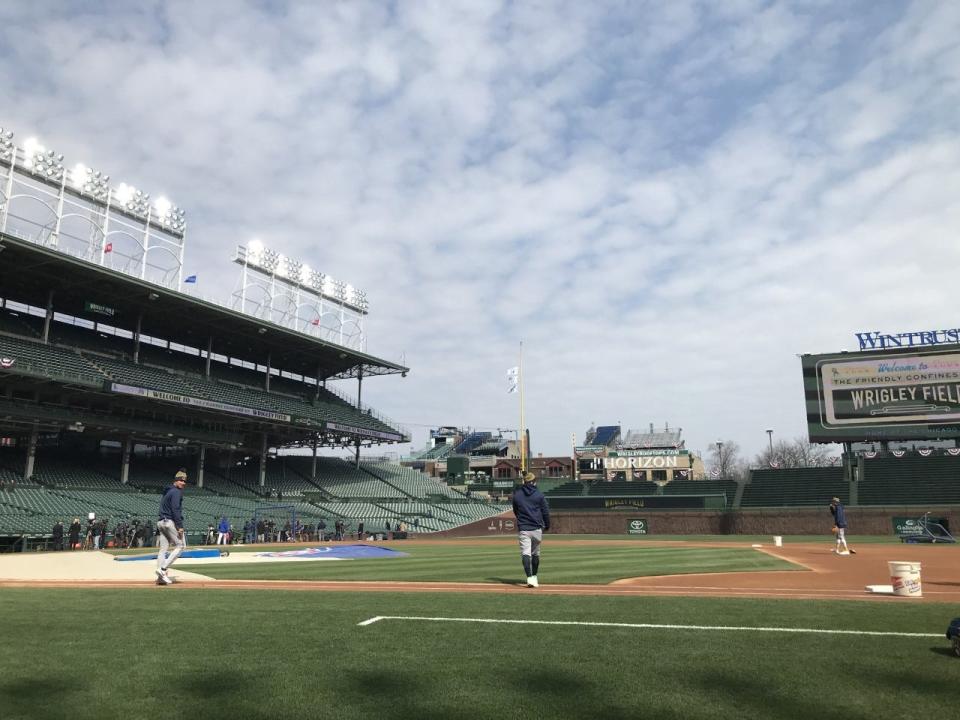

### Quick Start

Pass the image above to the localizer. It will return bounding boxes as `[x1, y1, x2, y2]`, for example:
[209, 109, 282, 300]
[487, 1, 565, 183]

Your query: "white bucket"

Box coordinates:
[773, 536, 783, 547]
[888, 561, 922, 598]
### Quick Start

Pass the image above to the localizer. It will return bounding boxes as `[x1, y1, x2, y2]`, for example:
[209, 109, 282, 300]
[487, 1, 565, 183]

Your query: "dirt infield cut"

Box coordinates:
[2, 540, 958, 603]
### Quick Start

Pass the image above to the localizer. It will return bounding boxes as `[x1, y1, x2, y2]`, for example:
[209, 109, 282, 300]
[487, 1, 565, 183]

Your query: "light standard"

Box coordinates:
[766, 429, 773, 455]
[716, 440, 723, 477]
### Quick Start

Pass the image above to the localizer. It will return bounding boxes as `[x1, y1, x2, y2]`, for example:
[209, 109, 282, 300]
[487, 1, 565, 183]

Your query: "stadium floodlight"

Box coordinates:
[281, 255, 302, 280]
[151, 196, 186, 234]
[322, 276, 340, 298]
[247, 238, 264, 262]
[234, 240, 370, 314]
[22, 137, 64, 182]
[114, 182, 150, 216]
[70, 163, 110, 201]
[0, 127, 13, 161]
[258, 247, 280, 272]
[299, 263, 312, 285]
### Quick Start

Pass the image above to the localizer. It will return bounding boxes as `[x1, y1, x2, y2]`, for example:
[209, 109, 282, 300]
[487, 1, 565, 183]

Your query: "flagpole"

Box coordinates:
[519, 341, 525, 475]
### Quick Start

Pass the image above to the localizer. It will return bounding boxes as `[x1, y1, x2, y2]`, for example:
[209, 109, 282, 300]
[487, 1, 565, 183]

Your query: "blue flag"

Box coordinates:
[184, 275, 197, 283]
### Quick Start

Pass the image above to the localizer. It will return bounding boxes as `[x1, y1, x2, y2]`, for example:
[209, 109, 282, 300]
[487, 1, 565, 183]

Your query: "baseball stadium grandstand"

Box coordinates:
[0, 159, 506, 547]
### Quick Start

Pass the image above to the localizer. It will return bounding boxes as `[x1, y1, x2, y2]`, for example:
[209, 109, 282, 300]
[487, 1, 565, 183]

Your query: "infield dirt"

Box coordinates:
[1, 538, 957, 602]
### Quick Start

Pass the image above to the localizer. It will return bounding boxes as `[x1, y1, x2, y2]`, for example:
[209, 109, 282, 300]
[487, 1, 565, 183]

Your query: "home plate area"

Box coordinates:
[115, 545, 409, 565]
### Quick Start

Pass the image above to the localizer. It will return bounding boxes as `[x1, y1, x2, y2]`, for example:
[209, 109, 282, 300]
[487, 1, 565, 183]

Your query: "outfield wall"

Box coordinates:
[426, 508, 960, 537]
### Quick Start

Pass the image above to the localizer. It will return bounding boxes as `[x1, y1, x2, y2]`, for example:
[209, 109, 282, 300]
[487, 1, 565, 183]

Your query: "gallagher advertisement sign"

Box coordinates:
[803, 346, 960, 442]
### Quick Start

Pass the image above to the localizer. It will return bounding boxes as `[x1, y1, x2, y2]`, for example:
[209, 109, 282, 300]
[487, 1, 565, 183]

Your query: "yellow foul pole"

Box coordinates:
[519, 341, 526, 474]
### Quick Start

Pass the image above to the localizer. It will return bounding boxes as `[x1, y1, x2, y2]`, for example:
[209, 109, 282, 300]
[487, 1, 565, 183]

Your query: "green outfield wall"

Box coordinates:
[424, 507, 960, 537]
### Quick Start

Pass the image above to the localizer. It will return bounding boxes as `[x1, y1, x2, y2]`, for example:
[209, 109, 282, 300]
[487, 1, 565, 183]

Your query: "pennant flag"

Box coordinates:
[103, 242, 113, 253]
[311, 317, 321, 326]
[184, 275, 197, 284]
[506, 366, 519, 393]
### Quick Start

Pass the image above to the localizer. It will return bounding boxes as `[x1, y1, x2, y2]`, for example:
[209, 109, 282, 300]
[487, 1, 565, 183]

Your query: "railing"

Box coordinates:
[321, 383, 410, 440]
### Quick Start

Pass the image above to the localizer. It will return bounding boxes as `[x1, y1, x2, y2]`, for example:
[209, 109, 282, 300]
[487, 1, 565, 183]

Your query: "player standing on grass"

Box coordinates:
[156, 469, 188, 585]
[512, 471, 550, 588]
[829, 496, 856, 555]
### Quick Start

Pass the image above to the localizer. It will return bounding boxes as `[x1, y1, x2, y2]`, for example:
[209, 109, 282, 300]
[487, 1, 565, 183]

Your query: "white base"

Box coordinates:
[865, 584, 895, 594]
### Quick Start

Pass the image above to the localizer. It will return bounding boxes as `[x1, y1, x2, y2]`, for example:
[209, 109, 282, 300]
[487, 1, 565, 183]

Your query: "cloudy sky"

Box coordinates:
[1, 1, 958, 461]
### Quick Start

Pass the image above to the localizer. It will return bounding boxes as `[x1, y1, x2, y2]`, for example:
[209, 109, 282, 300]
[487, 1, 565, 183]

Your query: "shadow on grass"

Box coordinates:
[179, 670, 259, 698]
[503, 669, 636, 720]
[928, 646, 956, 658]
[344, 669, 475, 720]
[0, 676, 86, 720]
[694, 670, 845, 720]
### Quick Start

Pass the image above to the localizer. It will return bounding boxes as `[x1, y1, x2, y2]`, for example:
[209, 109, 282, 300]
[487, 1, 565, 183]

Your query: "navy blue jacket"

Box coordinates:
[830, 502, 847, 528]
[159, 486, 184, 529]
[512, 483, 550, 531]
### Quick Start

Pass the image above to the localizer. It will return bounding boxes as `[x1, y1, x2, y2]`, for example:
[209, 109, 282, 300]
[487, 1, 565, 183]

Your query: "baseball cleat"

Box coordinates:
[527, 575, 539, 588]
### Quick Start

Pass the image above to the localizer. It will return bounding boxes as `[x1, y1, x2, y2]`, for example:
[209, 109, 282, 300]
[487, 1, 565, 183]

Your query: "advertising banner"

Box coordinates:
[110, 383, 291, 423]
[892, 516, 949, 538]
[803, 347, 960, 441]
[627, 518, 648, 534]
[546, 495, 718, 510]
[326, 421, 404, 442]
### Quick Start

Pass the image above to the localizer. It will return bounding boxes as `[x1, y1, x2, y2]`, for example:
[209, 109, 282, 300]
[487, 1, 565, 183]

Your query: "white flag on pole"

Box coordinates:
[506, 366, 519, 393]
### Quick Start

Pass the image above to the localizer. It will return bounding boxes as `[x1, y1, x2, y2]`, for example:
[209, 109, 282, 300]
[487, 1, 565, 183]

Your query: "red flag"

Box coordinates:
[104, 242, 113, 253]
[311, 318, 320, 326]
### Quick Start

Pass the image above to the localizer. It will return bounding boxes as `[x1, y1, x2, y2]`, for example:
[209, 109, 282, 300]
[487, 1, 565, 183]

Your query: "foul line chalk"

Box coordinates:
[357, 615, 940, 638]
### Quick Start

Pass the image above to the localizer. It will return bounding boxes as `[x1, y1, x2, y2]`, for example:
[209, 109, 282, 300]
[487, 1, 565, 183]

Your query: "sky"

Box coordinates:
[1, 0, 958, 462]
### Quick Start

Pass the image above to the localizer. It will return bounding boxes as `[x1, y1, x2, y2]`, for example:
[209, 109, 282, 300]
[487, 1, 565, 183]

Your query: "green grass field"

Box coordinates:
[176, 543, 801, 583]
[4, 537, 957, 718]
[0, 588, 955, 720]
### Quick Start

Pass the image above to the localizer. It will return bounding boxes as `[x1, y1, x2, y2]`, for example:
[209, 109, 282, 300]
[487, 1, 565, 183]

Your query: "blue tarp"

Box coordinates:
[114, 545, 408, 562]
[115, 549, 224, 562]
[254, 545, 409, 559]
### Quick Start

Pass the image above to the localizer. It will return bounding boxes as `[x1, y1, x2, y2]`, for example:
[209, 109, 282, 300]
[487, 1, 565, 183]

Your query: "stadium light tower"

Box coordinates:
[232, 240, 368, 350]
[0, 124, 188, 290]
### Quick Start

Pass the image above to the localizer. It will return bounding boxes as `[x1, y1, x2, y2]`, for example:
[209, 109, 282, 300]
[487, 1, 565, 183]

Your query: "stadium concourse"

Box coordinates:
[0, 231, 507, 547]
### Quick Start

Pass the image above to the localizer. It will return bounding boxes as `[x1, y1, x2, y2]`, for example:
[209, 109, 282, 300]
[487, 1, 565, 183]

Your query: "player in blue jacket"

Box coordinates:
[512, 472, 550, 588]
[830, 496, 856, 555]
[156, 469, 188, 585]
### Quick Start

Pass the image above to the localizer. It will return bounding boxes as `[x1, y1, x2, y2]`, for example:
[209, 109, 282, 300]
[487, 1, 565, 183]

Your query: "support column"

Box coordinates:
[259, 434, 267, 488]
[41, 290, 54, 344]
[355, 439, 361, 467]
[133, 312, 142, 364]
[311, 435, 318, 479]
[120, 437, 132, 484]
[315, 363, 323, 401]
[205, 337, 213, 378]
[24, 423, 39, 481]
[197, 445, 206, 489]
[265, 352, 271, 392]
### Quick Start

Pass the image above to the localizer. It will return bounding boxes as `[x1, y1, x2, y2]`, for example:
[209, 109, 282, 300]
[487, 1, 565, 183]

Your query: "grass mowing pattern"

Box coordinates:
[177, 544, 800, 583]
[0, 589, 954, 720]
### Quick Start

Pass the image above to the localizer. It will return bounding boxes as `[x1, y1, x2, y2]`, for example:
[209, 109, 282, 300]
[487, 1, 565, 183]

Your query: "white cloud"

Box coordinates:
[0, 0, 958, 462]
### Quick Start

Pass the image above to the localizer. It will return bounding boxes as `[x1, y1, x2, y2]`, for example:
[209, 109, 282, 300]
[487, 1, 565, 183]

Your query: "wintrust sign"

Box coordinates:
[856, 329, 960, 351]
